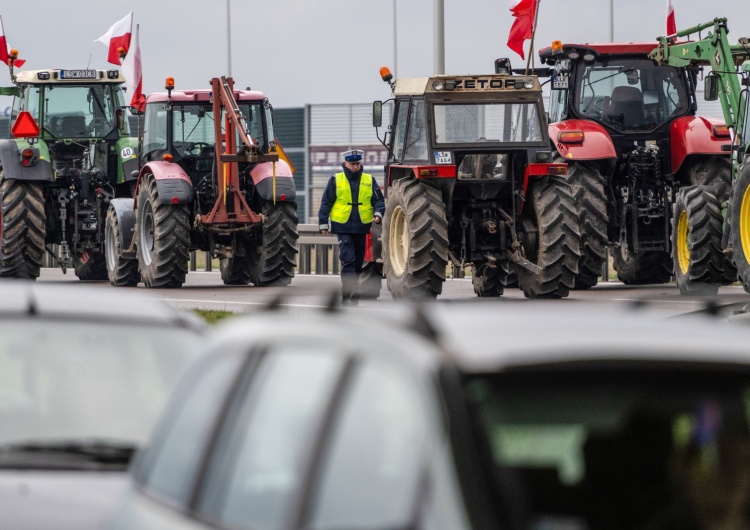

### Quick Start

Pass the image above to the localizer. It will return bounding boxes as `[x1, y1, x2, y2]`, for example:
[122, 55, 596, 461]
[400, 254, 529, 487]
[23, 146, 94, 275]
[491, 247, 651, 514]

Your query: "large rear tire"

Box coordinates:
[105, 206, 140, 287]
[687, 155, 732, 202]
[73, 251, 108, 281]
[248, 201, 299, 286]
[729, 163, 750, 293]
[612, 247, 672, 285]
[672, 185, 723, 296]
[136, 174, 191, 288]
[0, 178, 46, 279]
[516, 176, 580, 299]
[383, 178, 449, 299]
[565, 161, 608, 289]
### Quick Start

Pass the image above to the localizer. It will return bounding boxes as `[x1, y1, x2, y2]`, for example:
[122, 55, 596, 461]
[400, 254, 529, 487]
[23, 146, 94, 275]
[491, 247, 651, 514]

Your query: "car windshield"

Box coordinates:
[433, 102, 544, 145]
[0, 321, 200, 450]
[574, 58, 690, 133]
[28, 84, 128, 139]
[465, 366, 750, 530]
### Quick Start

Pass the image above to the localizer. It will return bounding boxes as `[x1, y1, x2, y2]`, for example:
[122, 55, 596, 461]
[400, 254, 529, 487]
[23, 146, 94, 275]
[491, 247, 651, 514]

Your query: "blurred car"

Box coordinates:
[108, 299, 750, 530]
[0, 281, 207, 530]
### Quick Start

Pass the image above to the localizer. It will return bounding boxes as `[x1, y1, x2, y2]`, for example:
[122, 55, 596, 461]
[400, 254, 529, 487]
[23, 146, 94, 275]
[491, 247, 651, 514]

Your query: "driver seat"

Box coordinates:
[602, 86, 645, 129]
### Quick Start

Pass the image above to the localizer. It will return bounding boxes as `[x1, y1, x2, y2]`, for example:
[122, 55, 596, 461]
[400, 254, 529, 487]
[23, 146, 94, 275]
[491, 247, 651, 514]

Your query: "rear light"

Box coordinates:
[547, 165, 567, 175]
[171, 197, 180, 204]
[419, 169, 439, 177]
[21, 148, 34, 166]
[713, 125, 731, 138]
[558, 131, 584, 143]
[279, 194, 287, 201]
[162, 153, 173, 161]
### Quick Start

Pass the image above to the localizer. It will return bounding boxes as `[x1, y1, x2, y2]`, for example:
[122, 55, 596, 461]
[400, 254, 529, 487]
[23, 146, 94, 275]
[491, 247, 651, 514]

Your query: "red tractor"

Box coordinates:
[105, 76, 299, 288]
[537, 41, 732, 290]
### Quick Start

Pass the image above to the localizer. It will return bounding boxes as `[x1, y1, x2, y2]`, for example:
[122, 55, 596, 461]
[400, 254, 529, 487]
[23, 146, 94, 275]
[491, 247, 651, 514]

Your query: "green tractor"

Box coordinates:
[0, 63, 138, 280]
[650, 18, 750, 294]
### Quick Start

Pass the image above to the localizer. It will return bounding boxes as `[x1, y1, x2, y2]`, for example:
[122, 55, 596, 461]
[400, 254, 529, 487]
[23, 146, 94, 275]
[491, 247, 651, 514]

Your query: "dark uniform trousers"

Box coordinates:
[338, 233, 366, 301]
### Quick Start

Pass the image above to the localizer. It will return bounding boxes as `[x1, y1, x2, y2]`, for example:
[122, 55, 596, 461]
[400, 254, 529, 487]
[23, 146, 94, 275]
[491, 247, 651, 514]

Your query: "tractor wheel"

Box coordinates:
[472, 261, 507, 297]
[729, 163, 750, 293]
[501, 260, 518, 288]
[611, 247, 672, 285]
[671, 185, 724, 296]
[136, 174, 191, 288]
[220, 237, 253, 286]
[687, 155, 732, 202]
[105, 206, 140, 287]
[0, 177, 46, 279]
[73, 251, 108, 281]
[358, 261, 383, 299]
[383, 178, 449, 299]
[248, 201, 299, 286]
[565, 161, 608, 289]
[516, 176, 580, 299]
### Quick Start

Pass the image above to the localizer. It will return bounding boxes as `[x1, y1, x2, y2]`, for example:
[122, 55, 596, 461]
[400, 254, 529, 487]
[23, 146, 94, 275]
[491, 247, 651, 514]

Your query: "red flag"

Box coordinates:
[122, 24, 145, 113]
[96, 12, 132, 66]
[666, 0, 677, 35]
[0, 17, 26, 67]
[507, 0, 538, 60]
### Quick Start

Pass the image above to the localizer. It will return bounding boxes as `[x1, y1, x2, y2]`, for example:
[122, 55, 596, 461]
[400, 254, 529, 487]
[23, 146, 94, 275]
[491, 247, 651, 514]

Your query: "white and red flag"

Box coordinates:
[666, 0, 677, 35]
[507, 0, 538, 60]
[122, 24, 145, 112]
[0, 16, 25, 67]
[96, 12, 132, 66]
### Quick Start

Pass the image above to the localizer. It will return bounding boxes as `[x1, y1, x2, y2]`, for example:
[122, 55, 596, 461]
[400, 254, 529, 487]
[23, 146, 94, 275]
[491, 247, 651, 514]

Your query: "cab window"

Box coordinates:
[390, 99, 409, 161]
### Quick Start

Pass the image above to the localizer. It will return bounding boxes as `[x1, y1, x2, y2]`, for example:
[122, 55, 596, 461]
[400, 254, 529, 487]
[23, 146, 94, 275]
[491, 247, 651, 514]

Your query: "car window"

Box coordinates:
[134, 350, 245, 506]
[465, 366, 750, 530]
[195, 345, 345, 529]
[307, 359, 429, 529]
[391, 99, 409, 161]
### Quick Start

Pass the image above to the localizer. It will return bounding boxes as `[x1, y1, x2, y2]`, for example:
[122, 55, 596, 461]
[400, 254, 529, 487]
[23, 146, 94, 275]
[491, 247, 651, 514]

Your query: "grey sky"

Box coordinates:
[2, 0, 750, 110]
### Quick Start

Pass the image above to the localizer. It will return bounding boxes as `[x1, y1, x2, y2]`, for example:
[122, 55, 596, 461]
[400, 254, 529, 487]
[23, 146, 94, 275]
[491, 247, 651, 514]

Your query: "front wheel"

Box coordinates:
[248, 201, 299, 286]
[672, 185, 723, 296]
[136, 174, 191, 288]
[105, 205, 140, 287]
[382, 178, 448, 299]
[0, 178, 46, 279]
[516, 176, 580, 299]
[612, 246, 672, 285]
[73, 251, 108, 281]
[472, 261, 507, 297]
[729, 163, 750, 293]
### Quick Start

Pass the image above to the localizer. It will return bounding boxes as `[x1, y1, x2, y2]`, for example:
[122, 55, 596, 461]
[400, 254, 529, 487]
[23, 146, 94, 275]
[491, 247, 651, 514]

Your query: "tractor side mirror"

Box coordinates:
[115, 108, 125, 131]
[705, 74, 720, 101]
[373, 101, 383, 128]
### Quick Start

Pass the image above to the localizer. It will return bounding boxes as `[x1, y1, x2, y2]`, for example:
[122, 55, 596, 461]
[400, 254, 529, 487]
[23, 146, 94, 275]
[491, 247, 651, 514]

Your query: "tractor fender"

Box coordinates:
[549, 120, 617, 161]
[670, 116, 730, 174]
[0, 139, 54, 182]
[250, 160, 297, 201]
[109, 198, 136, 258]
[135, 161, 194, 206]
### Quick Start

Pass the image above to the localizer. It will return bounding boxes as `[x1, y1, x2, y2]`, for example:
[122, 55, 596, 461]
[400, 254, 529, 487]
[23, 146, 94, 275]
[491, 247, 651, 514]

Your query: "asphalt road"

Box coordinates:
[36, 268, 750, 318]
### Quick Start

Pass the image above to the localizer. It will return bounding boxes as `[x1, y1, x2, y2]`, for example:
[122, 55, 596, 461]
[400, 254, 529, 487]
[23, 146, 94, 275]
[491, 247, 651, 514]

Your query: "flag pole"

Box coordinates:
[525, 0, 541, 74]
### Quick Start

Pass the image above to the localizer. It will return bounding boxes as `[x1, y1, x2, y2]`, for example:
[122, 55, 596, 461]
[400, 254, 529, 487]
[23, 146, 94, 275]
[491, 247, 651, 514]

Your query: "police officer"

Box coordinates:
[318, 149, 385, 306]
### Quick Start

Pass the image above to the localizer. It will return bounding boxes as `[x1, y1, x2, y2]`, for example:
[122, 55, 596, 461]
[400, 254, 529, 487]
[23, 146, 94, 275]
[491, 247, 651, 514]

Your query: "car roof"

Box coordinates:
[209, 300, 750, 375]
[0, 280, 206, 331]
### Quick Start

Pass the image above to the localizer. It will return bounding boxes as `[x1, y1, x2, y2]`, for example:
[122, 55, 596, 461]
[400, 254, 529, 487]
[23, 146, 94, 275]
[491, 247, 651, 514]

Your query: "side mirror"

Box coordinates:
[373, 101, 383, 128]
[705, 74, 720, 101]
[115, 108, 125, 131]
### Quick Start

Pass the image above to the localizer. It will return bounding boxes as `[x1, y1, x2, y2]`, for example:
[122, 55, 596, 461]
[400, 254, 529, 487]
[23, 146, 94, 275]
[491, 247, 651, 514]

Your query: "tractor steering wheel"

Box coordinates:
[186, 142, 211, 156]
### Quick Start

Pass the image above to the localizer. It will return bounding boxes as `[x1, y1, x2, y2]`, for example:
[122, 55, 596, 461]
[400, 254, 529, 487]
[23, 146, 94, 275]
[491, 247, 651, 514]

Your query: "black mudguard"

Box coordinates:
[110, 198, 137, 257]
[154, 178, 194, 205]
[0, 140, 54, 182]
[254, 176, 297, 202]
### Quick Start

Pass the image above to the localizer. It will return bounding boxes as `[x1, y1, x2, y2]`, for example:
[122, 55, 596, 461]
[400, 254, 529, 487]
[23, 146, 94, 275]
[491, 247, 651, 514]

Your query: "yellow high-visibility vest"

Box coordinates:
[330, 172, 374, 224]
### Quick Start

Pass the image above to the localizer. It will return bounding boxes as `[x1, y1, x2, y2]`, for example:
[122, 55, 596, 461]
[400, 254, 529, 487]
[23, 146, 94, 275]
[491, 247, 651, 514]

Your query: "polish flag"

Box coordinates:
[0, 17, 25, 67]
[666, 0, 677, 35]
[96, 12, 133, 66]
[507, 0, 538, 60]
[122, 24, 145, 113]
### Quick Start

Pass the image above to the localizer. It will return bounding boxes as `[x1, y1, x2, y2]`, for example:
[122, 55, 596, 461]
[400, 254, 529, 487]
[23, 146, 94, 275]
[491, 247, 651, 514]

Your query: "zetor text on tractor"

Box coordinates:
[372, 64, 581, 299]
[0, 61, 139, 280]
[537, 39, 732, 290]
[106, 76, 299, 288]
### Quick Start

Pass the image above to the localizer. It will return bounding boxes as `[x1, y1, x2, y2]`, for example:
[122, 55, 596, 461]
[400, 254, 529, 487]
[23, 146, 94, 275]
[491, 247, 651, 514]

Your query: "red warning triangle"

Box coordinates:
[11, 111, 40, 138]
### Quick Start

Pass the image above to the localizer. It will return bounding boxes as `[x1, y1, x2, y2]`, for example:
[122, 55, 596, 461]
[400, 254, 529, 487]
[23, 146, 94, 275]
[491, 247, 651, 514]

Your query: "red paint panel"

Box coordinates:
[670, 116, 731, 173]
[549, 120, 617, 160]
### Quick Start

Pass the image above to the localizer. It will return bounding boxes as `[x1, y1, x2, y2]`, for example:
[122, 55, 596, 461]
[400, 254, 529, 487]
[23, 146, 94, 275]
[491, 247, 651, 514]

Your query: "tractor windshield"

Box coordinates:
[574, 58, 690, 133]
[142, 102, 267, 159]
[29, 84, 128, 139]
[433, 102, 544, 145]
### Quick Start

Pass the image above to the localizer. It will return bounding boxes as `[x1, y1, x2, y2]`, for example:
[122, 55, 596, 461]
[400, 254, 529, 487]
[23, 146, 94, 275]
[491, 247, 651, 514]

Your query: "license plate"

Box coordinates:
[60, 70, 97, 80]
[434, 151, 452, 164]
